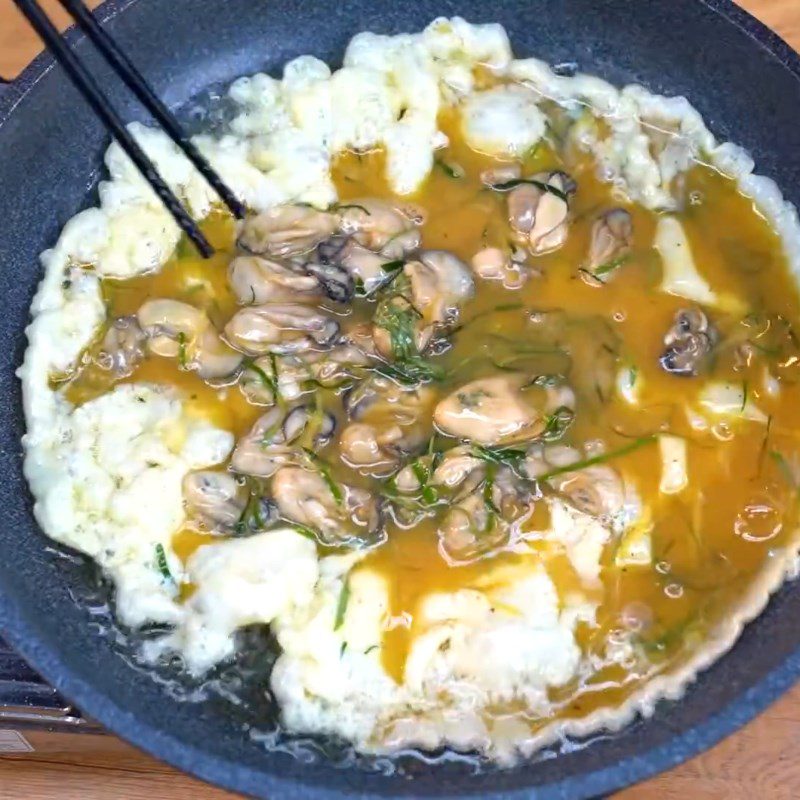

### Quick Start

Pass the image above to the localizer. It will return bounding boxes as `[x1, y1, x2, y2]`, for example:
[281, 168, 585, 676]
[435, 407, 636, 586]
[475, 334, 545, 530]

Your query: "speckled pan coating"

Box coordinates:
[1, 1, 799, 798]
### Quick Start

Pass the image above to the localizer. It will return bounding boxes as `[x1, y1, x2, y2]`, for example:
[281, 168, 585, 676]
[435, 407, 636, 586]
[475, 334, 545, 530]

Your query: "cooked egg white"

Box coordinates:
[145, 528, 319, 672]
[26, 383, 232, 627]
[271, 503, 596, 762]
[460, 85, 546, 158]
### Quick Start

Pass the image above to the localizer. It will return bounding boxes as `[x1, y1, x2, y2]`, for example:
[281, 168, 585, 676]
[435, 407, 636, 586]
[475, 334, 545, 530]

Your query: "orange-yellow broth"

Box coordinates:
[60, 111, 800, 726]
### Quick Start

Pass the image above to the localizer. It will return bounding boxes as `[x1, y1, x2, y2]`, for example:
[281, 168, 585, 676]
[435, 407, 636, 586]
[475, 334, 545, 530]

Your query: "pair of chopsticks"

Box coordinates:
[14, 0, 246, 257]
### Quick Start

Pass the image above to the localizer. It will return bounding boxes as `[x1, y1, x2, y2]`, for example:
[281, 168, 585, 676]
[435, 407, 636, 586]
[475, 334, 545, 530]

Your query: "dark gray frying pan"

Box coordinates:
[1, 1, 799, 797]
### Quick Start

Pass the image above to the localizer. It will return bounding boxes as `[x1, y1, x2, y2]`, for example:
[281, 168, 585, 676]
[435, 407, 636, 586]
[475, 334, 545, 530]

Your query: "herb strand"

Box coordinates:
[482, 464, 499, 533]
[372, 291, 444, 384]
[290, 521, 318, 540]
[410, 458, 440, 505]
[234, 481, 268, 535]
[435, 158, 464, 179]
[303, 447, 344, 506]
[593, 254, 630, 278]
[471, 443, 527, 469]
[246, 357, 280, 404]
[488, 178, 569, 202]
[177, 332, 188, 369]
[542, 405, 575, 441]
[333, 578, 351, 630]
[758, 414, 773, 476]
[155, 543, 172, 581]
[535, 435, 658, 482]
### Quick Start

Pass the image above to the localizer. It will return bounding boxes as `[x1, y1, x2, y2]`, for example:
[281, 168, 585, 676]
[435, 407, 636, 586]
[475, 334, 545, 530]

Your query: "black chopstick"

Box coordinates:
[13, 0, 240, 258]
[56, 0, 246, 221]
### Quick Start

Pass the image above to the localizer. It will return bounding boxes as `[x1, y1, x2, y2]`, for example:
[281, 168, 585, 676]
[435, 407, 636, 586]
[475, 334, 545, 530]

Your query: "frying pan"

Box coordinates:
[1, 1, 800, 797]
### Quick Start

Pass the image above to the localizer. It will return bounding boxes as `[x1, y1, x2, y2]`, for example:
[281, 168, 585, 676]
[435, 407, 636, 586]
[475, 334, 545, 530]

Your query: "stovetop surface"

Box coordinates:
[0, 635, 94, 729]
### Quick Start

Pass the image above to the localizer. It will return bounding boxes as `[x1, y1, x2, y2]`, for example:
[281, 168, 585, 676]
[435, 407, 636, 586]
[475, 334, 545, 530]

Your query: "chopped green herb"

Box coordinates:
[357, 261, 405, 299]
[340, 641, 348, 657]
[481, 464, 500, 533]
[373, 357, 445, 385]
[435, 158, 465, 179]
[372, 293, 444, 384]
[245, 357, 280, 404]
[628, 365, 639, 387]
[758, 414, 773, 476]
[177, 332, 188, 369]
[542, 405, 575, 441]
[290, 522, 319, 540]
[234, 482, 268, 536]
[303, 447, 344, 506]
[420, 483, 440, 507]
[333, 578, 351, 630]
[410, 458, 440, 506]
[535, 435, 658, 482]
[154, 543, 172, 581]
[741, 380, 749, 412]
[374, 296, 421, 362]
[593, 254, 630, 278]
[471, 443, 527, 470]
[427, 436, 439, 458]
[488, 178, 569, 202]
[364, 644, 380, 655]
[383, 454, 443, 516]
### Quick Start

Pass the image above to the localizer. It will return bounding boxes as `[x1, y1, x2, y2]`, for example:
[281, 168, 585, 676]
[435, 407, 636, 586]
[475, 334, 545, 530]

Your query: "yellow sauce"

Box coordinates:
[334, 113, 800, 707]
[58, 109, 800, 725]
